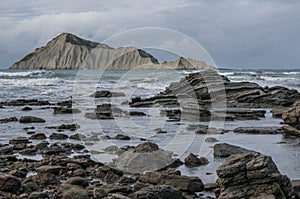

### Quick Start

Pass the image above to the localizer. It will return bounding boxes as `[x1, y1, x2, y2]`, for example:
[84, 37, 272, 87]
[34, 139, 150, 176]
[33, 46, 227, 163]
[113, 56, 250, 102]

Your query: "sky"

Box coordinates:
[0, 0, 299, 69]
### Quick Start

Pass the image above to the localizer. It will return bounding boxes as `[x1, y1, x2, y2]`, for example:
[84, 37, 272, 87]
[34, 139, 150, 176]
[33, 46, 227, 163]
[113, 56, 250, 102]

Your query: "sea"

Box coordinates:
[0, 69, 299, 184]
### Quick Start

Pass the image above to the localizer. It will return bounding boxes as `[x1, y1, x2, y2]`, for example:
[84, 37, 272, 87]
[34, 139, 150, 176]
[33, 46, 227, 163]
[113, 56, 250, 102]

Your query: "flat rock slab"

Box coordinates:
[213, 143, 254, 157]
[233, 126, 282, 134]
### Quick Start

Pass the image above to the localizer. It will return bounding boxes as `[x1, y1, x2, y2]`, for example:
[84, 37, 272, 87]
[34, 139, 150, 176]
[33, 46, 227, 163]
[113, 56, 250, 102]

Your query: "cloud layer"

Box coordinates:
[0, 0, 299, 69]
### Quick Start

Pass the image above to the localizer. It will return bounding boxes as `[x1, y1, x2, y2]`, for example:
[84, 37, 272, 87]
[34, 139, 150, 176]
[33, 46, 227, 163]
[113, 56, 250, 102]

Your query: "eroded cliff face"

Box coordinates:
[10, 33, 215, 70]
[10, 33, 159, 70]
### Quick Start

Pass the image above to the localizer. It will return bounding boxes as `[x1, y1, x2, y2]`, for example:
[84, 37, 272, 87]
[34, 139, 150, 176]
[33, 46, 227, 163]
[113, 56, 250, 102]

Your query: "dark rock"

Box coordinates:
[49, 133, 69, 139]
[93, 184, 132, 198]
[3, 99, 51, 106]
[23, 126, 35, 130]
[19, 116, 45, 123]
[22, 181, 40, 194]
[96, 165, 123, 184]
[31, 172, 60, 187]
[36, 166, 63, 175]
[66, 176, 89, 187]
[205, 137, 219, 143]
[72, 169, 86, 177]
[216, 152, 295, 199]
[132, 185, 186, 199]
[85, 104, 126, 120]
[184, 153, 209, 167]
[0, 146, 13, 155]
[160, 109, 181, 122]
[114, 134, 130, 140]
[291, 180, 300, 198]
[9, 137, 31, 145]
[42, 145, 66, 155]
[204, 183, 218, 191]
[282, 125, 300, 137]
[22, 106, 32, 111]
[53, 106, 81, 114]
[46, 123, 79, 131]
[59, 184, 89, 199]
[129, 111, 147, 116]
[154, 128, 167, 134]
[27, 131, 35, 135]
[28, 192, 49, 199]
[213, 143, 252, 158]
[104, 146, 119, 153]
[233, 126, 282, 134]
[91, 90, 125, 98]
[35, 142, 49, 150]
[0, 117, 18, 123]
[0, 173, 21, 193]
[57, 100, 72, 107]
[29, 133, 46, 140]
[271, 107, 289, 118]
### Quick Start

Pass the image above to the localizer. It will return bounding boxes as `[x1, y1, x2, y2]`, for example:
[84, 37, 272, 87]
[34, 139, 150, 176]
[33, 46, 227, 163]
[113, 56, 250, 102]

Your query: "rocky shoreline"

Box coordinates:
[0, 70, 300, 198]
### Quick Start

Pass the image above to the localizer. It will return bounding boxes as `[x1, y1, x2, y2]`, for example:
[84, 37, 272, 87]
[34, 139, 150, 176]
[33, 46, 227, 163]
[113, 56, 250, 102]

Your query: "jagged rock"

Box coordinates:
[282, 100, 300, 129]
[233, 126, 282, 134]
[1, 99, 51, 106]
[271, 107, 289, 118]
[213, 143, 253, 157]
[132, 185, 186, 199]
[0, 117, 18, 123]
[184, 153, 209, 167]
[91, 90, 125, 98]
[133, 142, 159, 153]
[282, 125, 300, 137]
[216, 152, 295, 199]
[162, 57, 214, 70]
[0, 173, 21, 193]
[19, 116, 45, 123]
[49, 133, 68, 139]
[292, 180, 300, 198]
[53, 106, 81, 114]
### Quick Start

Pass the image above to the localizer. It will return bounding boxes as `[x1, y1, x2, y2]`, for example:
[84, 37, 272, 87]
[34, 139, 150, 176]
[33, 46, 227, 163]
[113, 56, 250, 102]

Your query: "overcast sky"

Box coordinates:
[0, 0, 299, 69]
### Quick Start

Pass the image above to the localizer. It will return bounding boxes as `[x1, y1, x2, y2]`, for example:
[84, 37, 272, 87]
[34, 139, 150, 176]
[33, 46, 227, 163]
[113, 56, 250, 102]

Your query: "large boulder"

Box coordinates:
[216, 152, 295, 199]
[213, 143, 252, 157]
[282, 100, 300, 129]
[19, 116, 45, 123]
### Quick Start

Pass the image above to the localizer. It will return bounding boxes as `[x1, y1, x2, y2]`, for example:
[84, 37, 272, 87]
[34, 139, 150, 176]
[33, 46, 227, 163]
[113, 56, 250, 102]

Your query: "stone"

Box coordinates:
[213, 143, 252, 158]
[49, 133, 69, 139]
[93, 184, 132, 198]
[114, 134, 131, 140]
[271, 107, 289, 118]
[65, 176, 89, 187]
[0, 173, 21, 193]
[104, 146, 119, 153]
[291, 180, 300, 198]
[53, 106, 81, 114]
[59, 184, 89, 199]
[129, 111, 147, 116]
[184, 153, 209, 167]
[233, 126, 282, 134]
[36, 166, 63, 175]
[0, 117, 18, 123]
[22, 106, 32, 111]
[3, 99, 51, 106]
[31, 172, 60, 186]
[29, 133, 47, 140]
[28, 192, 49, 199]
[103, 193, 131, 199]
[19, 116, 45, 123]
[69, 133, 85, 140]
[46, 123, 79, 131]
[282, 125, 300, 137]
[9, 137, 30, 145]
[154, 128, 167, 134]
[132, 185, 186, 199]
[204, 183, 218, 191]
[85, 104, 126, 120]
[91, 90, 125, 98]
[216, 152, 294, 199]
[133, 142, 159, 153]
[205, 137, 219, 142]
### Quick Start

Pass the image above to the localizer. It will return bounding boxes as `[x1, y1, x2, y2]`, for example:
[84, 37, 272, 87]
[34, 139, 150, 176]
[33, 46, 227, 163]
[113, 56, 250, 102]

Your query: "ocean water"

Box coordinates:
[0, 69, 299, 183]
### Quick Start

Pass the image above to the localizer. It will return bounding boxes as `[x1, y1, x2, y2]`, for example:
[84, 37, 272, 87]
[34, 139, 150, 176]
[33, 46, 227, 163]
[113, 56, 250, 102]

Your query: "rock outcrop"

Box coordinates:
[10, 33, 215, 70]
[216, 152, 295, 199]
[282, 100, 300, 129]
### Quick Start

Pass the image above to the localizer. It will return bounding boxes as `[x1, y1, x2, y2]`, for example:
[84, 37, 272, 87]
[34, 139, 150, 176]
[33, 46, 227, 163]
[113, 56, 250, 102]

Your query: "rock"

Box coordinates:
[216, 152, 295, 199]
[282, 125, 300, 137]
[129, 111, 147, 116]
[0, 117, 18, 123]
[184, 153, 209, 167]
[72, 169, 86, 177]
[271, 107, 289, 118]
[132, 185, 186, 199]
[95, 165, 123, 184]
[28, 192, 49, 199]
[36, 166, 63, 175]
[213, 143, 252, 158]
[204, 183, 218, 191]
[29, 133, 47, 140]
[291, 180, 300, 198]
[205, 137, 219, 143]
[46, 123, 79, 131]
[135, 171, 204, 193]
[31, 172, 60, 186]
[91, 90, 125, 98]
[0, 173, 21, 193]
[53, 106, 81, 114]
[69, 133, 84, 140]
[10, 33, 159, 70]
[233, 126, 282, 134]
[187, 125, 226, 134]
[85, 104, 126, 119]
[0, 146, 13, 155]
[21, 181, 40, 194]
[114, 134, 131, 140]
[22, 106, 32, 111]
[19, 116, 45, 123]
[133, 142, 159, 153]
[49, 133, 69, 139]
[59, 184, 89, 199]
[154, 128, 167, 134]
[103, 193, 131, 199]
[2, 99, 51, 106]
[93, 184, 132, 198]
[65, 176, 89, 187]
[9, 137, 30, 145]
[104, 146, 119, 153]
[282, 100, 300, 129]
